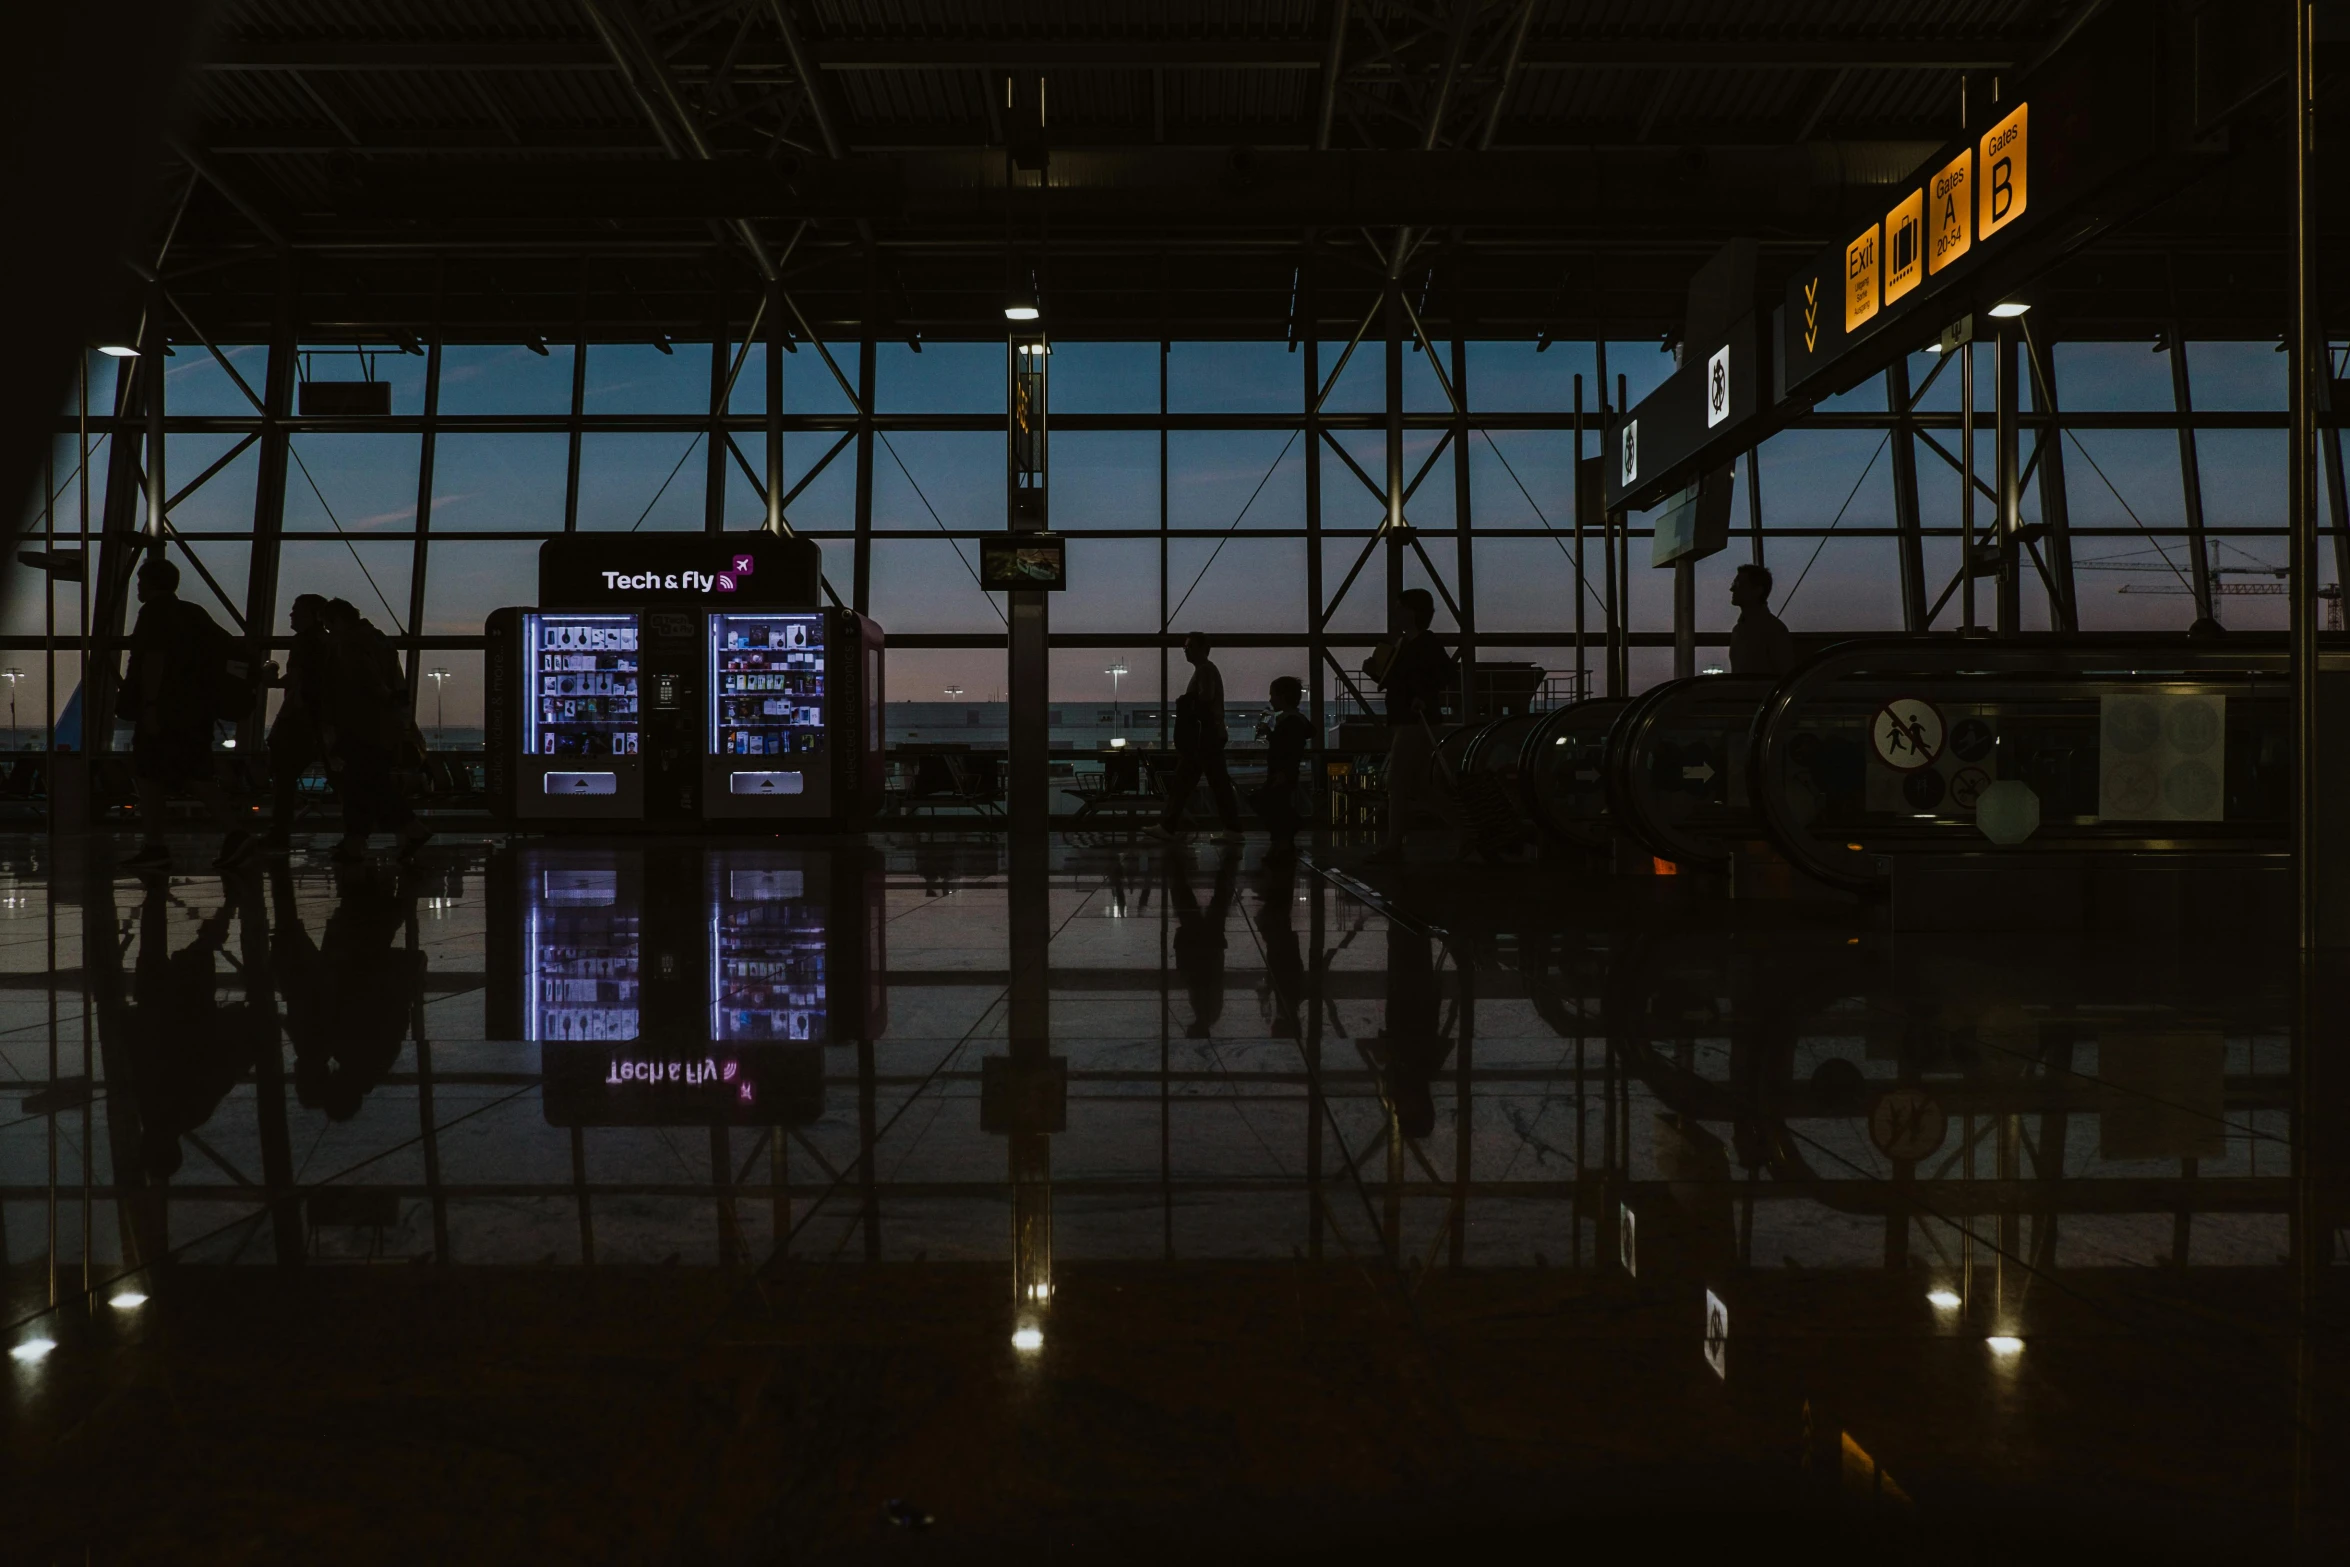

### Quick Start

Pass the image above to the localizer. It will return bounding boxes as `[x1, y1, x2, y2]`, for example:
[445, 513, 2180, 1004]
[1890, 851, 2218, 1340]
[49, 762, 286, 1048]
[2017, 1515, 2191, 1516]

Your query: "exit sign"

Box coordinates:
[1780, 6, 2157, 400]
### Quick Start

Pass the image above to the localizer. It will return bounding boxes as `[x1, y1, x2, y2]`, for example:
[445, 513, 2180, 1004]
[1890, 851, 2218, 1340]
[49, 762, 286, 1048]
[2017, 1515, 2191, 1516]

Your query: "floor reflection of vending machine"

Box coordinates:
[708, 856, 828, 1046]
[519, 855, 641, 1044]
[703, 608, 885, 821]
[485, 608, 645, 822]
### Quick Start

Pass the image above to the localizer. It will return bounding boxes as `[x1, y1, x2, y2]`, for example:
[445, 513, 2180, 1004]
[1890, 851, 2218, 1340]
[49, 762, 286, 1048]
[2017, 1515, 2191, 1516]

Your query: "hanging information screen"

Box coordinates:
[980, 533, 1068, 591]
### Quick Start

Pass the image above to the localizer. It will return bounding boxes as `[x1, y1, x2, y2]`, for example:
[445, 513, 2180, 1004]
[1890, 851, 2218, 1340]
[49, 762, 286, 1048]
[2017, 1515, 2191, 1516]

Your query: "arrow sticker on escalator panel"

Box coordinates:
[1803, 277, 1820, 352]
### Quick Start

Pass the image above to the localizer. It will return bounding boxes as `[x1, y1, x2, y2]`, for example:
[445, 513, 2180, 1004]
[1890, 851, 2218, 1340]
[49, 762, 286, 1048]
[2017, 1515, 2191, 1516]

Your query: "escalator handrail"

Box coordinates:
[1747, 632, 2309, 893]
[1604, 673, 1777, 869]
[1519, 696, 1631, 849]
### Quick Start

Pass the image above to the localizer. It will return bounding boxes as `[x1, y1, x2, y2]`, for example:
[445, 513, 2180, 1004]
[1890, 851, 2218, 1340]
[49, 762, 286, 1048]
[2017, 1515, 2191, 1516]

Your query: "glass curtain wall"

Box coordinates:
[10, 329, 2344, 752]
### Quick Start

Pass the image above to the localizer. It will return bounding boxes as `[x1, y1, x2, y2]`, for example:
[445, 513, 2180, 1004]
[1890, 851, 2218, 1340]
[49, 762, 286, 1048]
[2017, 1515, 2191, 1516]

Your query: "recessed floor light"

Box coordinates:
[1927, 1289, 1963, 1309]
[10, 1338, 57, 1363]
[108, 1291, 149, 1310]
[1985, 1335, 2024, 1355]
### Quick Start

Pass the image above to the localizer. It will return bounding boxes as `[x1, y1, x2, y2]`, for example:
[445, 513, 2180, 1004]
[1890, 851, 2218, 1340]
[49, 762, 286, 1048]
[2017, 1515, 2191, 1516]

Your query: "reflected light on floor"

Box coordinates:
[1927, 1289, 1963, 1310]
[1011, 1326, 1045, 1353]
[11, 1338, 57, 1363]
[1986, 1335, 2025, 1356]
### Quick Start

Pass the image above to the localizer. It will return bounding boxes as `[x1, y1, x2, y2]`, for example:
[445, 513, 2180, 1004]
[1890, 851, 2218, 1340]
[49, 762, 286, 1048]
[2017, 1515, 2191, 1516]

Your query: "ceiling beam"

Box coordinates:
[197, 37, 2034, 73]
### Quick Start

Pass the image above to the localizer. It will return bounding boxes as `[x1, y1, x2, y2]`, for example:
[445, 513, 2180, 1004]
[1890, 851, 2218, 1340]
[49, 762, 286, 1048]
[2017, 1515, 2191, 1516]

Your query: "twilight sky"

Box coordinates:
[5, 333, 2310, 737]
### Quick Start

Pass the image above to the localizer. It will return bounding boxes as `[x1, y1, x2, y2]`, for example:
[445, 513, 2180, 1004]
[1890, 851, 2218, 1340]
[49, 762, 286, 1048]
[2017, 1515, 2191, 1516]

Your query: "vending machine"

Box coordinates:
[704, 608, 886, 822]
[484, 608, 646, 822]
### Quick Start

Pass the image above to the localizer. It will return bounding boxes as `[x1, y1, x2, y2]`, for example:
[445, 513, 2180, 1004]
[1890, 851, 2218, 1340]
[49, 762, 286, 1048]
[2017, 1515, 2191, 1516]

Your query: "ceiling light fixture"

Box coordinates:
[1988, 301, 2031, 318]
[1004, 267, 1041, 322]
[97, 345, 139, 358]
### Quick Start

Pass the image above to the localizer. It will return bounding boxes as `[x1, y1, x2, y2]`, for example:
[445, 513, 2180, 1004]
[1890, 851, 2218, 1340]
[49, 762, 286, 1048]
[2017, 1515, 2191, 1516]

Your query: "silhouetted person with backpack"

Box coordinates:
[1150, 630, 1245, 842]
[320, 598, 432, 863]
[120, 556, 254, 874]
[1362, 588, 1455, 866]
[263, 593, 332, 852]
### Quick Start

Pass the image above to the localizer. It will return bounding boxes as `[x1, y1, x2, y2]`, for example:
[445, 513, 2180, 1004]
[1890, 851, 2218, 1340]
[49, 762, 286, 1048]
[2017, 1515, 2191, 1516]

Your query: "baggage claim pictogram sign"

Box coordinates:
[1788, 102, 2029, 395]
[1777, 3, 2165, 397]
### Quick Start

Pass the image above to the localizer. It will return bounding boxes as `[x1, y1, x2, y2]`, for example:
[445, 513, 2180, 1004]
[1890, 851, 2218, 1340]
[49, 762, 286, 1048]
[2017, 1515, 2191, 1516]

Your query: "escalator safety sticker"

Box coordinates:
[1870, 698, 1945, 771]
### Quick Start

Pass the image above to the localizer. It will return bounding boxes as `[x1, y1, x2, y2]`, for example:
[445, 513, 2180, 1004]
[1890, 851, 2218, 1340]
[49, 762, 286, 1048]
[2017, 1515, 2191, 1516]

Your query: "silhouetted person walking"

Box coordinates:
[1151, 631, 1244, 842]
[321, 598, 432, 863]
[1167, 838, 1240, 1037]
[1728, 563, 1796, 676]
[264, 593, 331, 852]
[122, 878, 255, 1177]
[1251, 674, 1311, 850]
[1363, 923, 1452, 1140]
[273, 859, 424, 1121]
[1362, 589, 1455, 866]
[1252, 850, 1305, 1040]
[120, 556, 252, 874]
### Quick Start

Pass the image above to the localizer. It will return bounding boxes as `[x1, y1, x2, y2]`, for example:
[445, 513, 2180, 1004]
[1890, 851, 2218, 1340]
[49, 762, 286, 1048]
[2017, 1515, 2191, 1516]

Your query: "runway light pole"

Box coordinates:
[1, 669, 20, 750]
[1105, 660, 1127, 734]
[426, 667, 449, 740]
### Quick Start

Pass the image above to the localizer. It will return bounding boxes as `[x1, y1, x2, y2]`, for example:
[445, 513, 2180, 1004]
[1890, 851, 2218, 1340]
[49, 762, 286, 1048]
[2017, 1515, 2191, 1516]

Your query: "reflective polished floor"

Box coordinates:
[1, 828, 2344, 1562]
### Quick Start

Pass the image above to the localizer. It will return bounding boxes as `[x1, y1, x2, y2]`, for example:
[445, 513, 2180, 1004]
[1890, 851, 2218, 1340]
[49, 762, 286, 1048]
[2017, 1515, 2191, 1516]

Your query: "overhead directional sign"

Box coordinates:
[1604, 312, 1759, 514]
[1779, 7, 2157, 400]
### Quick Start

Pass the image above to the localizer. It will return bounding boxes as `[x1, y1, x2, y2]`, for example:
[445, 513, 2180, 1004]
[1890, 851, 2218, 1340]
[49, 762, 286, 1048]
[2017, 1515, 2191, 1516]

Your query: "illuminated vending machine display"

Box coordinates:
[703, 609, 886, 821]
[485, 608, 646, 821]
[708, 859, 828, 1046]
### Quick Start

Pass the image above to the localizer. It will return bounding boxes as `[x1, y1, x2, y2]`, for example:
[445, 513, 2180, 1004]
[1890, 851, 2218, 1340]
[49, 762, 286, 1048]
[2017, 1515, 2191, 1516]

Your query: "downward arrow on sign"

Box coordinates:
[1803, 277, 1820, 351]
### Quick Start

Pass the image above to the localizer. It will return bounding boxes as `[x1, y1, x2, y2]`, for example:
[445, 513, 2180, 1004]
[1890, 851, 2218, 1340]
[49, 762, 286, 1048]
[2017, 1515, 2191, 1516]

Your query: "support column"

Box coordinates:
[563, 258, 586, 534]
[765, 278, 786, 533]
[705, 261, 729, 534]
[86, 350, 147, 751]
[1746, 443, 1767, 567]
[1888, 356, 1927, 630]
[1995, 320, 2021, 636]
[1304, 296, 1326, 822]
[2169, 332, 2218, 625]
[1573, 375, 1586, 697]
[144, 282, 165, 553]
[242, 255, 297, 747]
[403, 263, 443, 706]
[1450, 334, 1476, 717]
[1006, 342, 1050, 835]
[1383, 276, 1404, 627]
[1672, 558, 1695, 679]
[2289, 0, 2320, 953]
[853, 329, 876, 615]
[2321, 363, 2350, 598]
[2022, 322, 2079, 631]
[1151, 335, 1160, 747]
[1617, 374, 1631, 689]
